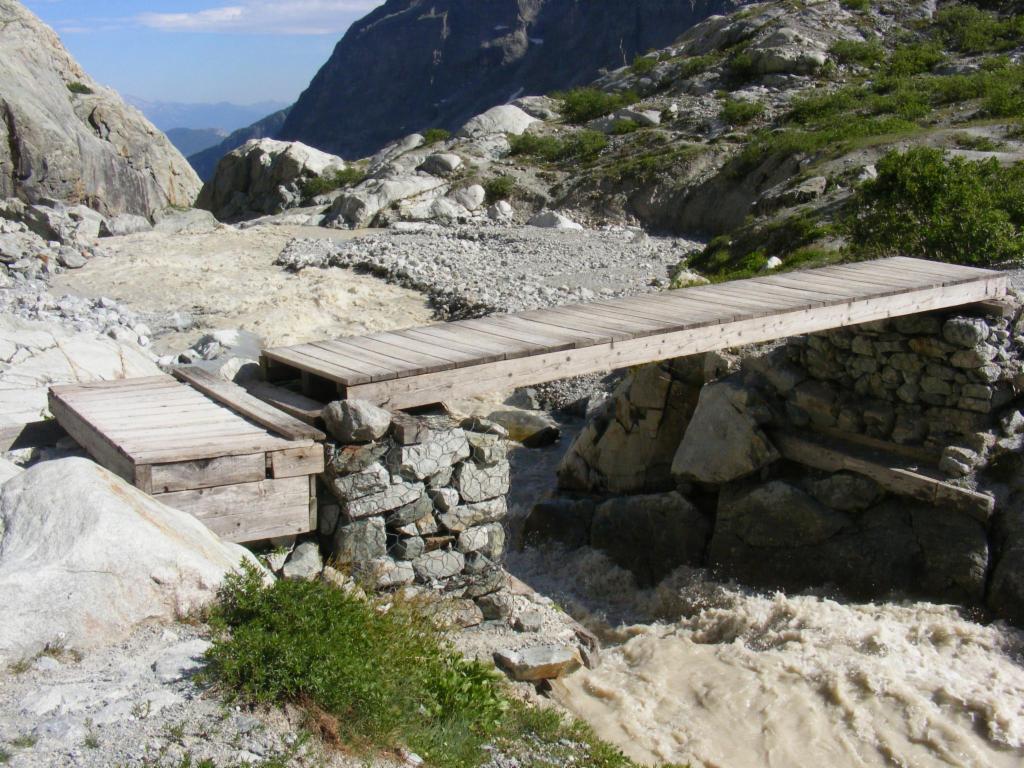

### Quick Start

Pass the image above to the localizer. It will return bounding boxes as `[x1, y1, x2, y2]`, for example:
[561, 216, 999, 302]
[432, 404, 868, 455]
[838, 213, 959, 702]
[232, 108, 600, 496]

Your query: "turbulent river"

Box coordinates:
[509, 545, 1024, 768]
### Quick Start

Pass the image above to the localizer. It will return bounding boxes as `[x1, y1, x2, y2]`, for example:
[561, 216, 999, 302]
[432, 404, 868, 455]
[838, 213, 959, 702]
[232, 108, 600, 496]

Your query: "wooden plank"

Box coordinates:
[771, 430, 994, 522]
[262, 344, 374, 386]
[309, 476, 318, 532]
[172, 366, 325, 441]
[155, 476, 311, 543]
[313, 339, 449, 380]
[461, 316, 584, 349]
[130, 435, 303, 465]
[269, 445, 325, 478]
[147, 453, 268, 493]
[0, 419, 66, 451]
[397, 327, 508, 364]
[343, 277, 1004, 407]
[49, 376, 175, 394]
[479, 315, 611, 347]
[336, 336, 457, 374]
[243, 381, 325, 425]
[308, 340, 405, 379]
[47, 392, 136, 481]
[809, 424, 940, 465]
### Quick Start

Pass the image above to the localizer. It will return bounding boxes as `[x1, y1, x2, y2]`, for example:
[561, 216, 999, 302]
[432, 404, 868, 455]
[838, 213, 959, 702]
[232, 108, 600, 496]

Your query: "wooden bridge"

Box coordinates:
[261, 257, 1008, 409]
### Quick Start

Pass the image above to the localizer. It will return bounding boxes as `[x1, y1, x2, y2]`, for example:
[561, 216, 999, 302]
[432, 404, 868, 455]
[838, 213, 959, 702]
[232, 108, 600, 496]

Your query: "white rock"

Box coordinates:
[487, 200, 514, 221]
[457, 105, 539, 138]
[494, 645, 582, 681]
[418, 153, 463, 177]
[452, 184, 486, 211]
[0, 458, 258, 663]
[152, 639, 212, 683]
[527, 211, 583, 231]
[765, 256, 783, 270]
[329, 175, 447, 228]
[0, 458, 22, 485]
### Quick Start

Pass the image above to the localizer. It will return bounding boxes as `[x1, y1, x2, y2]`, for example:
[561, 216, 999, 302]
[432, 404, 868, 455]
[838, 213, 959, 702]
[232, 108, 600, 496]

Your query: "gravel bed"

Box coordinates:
[277, 225, 701, 319]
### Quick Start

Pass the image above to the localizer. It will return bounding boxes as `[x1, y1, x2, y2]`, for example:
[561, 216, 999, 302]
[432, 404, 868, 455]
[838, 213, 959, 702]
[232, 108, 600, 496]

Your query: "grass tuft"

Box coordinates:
[553, 88, 639, 124]
[300, 167, 366, 200]
[423, 128, 452, 145]
[66, 81, 93, 95]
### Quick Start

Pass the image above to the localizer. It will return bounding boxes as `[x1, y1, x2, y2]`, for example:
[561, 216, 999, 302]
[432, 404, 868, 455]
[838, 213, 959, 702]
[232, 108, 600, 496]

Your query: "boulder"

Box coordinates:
[327, 175, 447, 228]
[281, 540, 323, 581]
[672, 380, 779, 483]
[99, 214, 152, 237]
[487, 200, 514, 221]
[332, 517, 387, 563]
[412, 549, 465, 581]
[418, 153, 463, 177]
[0, 458, 23, 485]
[0, 1, 201, 217]
[196, 139, 347, 220]
[527, 211, 583, 231]
[453, 460, 510, 503]
[591, 491, 710, 585]
[452, 185, 486, 211]
[437, 497, 507, 532]
[323, 399, 392, 443]
[0, 458, 256, 663]
[494, 645, 582, 682]
[151, 208, 219, 235]
[458, 105, 539, 138]
[388, 429, 471, 480]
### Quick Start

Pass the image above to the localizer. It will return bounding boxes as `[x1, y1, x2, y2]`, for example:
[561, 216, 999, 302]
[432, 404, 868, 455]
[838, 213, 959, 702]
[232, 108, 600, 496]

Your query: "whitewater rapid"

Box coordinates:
[509, 545, 1024, 768]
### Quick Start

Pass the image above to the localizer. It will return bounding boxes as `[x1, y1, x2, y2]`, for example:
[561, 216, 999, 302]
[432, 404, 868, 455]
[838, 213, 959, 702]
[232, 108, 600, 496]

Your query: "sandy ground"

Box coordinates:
[50, 224, 433, 356]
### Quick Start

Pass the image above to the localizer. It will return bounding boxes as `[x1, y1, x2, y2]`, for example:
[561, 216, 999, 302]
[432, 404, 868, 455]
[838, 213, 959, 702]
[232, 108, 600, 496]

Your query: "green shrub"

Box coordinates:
[840, 0, 870, 11]
[727, 50, 759, 83]
[675, 53, 722, 79]
[720, 98, 765, 125]
[66, 81, 93, 95]
[610, 118, 640, 135]
[829, 39, 885, 68]
[631, 55, 657, 75]
[935, 5, 1024, 54]
[952, 132, 1004, 151]
[884, 43, 945, 77]
[423, 128, 452, 145]
[301, 167, 366, 199]
[204, 563, 660, 768]
[847, 147, 1024, 265]
[508, 130, 607, 162]
[483, 175, 516, 203]
[554, 87, 639, 124]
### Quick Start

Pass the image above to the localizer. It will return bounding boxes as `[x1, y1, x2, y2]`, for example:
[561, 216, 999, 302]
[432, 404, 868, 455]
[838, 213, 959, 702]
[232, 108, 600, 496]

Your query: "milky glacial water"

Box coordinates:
[509, 545, 1024, 768]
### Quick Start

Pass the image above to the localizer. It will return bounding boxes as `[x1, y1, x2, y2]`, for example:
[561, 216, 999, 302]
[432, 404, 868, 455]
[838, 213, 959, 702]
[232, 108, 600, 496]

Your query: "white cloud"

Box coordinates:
[137, 0, 380, 35]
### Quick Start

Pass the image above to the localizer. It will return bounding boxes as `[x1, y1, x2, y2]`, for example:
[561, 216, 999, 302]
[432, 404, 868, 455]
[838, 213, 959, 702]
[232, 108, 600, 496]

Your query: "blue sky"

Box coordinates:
[23, 0, 383, 104]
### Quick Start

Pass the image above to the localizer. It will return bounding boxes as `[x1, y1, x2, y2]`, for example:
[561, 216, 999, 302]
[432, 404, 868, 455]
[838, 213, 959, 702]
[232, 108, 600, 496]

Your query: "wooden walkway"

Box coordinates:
[261, 257, 1008, 409]
[49, 371, 325, 542]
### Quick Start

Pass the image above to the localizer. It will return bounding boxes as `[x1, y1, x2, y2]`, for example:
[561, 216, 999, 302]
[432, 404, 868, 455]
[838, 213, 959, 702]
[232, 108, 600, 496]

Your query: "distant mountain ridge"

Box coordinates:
[188, 108, 292, 181]
[126, 97, 289, 132]
[279, 0, 745, 159]
[166, 127, 228, 157]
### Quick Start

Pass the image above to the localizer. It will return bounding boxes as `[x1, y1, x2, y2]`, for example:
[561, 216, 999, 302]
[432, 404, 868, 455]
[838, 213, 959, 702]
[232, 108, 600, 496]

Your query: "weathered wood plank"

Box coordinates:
[243, 381, 325, 425]
[172, 366, 325, 441]
[269, 445, 325, 478]
[771, 430, 994, 522]
[147, 453, 268, 493]
[155, 476, 311, 543]
[342, 276, 1005, 407]
[47, 392, 136, 482]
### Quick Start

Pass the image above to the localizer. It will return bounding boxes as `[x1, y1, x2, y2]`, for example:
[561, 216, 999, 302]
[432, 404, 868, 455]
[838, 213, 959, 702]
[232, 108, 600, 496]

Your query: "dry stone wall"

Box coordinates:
[316, 400, 511, 623]
[532, 299, 1024, 623]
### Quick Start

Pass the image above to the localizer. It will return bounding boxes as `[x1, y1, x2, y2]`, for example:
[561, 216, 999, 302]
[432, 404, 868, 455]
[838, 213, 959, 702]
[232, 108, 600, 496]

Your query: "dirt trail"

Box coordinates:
[51, 224, 433, 355]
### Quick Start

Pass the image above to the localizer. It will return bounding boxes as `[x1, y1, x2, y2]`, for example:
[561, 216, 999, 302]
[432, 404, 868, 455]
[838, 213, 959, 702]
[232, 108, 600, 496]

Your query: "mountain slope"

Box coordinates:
[279, 0, 746, 159]
[166, 127, 228, 157]
[0, 0, 201, 217]
[189, 108, 291, 181]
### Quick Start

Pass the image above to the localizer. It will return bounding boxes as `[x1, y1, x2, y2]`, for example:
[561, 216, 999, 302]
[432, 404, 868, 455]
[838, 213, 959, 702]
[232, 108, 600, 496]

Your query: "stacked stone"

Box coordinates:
[776, 311, 1023, 455]
[316, 400, 510, 616]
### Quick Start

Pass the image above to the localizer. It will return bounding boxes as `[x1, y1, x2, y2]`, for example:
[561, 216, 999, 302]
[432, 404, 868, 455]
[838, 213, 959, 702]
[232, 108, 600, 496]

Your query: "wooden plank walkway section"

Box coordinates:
[48, 371, 325, 543]
[262, 256, 1008, 409]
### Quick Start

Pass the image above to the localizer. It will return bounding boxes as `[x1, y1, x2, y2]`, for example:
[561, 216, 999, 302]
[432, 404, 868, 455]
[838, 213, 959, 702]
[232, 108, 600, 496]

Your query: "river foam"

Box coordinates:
[509, 545, 1024, 768]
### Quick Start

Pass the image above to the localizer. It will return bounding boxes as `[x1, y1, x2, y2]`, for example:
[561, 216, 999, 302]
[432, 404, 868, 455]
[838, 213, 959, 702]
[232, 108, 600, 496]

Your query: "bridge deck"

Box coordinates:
[262, 257, 1008, 409]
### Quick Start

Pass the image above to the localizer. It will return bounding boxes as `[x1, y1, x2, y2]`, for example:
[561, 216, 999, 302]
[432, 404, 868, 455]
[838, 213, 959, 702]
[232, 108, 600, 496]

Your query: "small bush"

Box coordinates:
[610, 118, 640, 135]
[847, 147, 1024, 265]
[423, 128, 452, 145]
[483, 175, 516, 203]
[205, 563, 660, 768]
[884, 43, 945, 77]
[66, 81, 93, 95]
[935, 5, 1024, 54]
[720, 98, 765, 125]
[727, 50, 759, 83]
[829, 39, 885, 68]
[675, 53, 721, 80]
[301, 167, 365, 199]
[554, 87, 638, 124]
[840, 0, 870, 11]
[508, 130, 608, 162]
[952, 132, 1004, 151]
[631, 55, 657, 76]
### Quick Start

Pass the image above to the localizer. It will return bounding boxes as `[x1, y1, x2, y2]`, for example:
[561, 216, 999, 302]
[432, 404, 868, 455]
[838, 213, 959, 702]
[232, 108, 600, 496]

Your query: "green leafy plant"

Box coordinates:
[300, 167, 366, 200]
[840, 0, 869, 11]
[631, 55, 657, 75]
[0, 746, 10, 764]
[934, 5, 1024, 54]
[203, 562, 667, 768]
[483, 175, 516, 203]
[720, 98, 765, 125]
[847, 147, 1024, 265]
[66, 81, 93, 95]
[553, 87, 639, 124]
[509, 130, 608, 162]
[423, 128, 452, 145]
[610, 118, 641, 135]
[829, 39, 885, 68]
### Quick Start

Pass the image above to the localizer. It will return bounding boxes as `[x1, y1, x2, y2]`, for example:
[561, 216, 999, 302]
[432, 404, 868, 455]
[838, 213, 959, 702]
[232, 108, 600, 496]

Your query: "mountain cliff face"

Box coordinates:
[0, 0, 201, 217]
[280, 0, 744, 158]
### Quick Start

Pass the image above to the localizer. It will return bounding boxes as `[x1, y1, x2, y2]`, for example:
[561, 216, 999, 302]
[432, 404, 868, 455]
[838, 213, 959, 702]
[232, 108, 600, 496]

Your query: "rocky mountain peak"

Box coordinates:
[0, 0, 201, 218]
